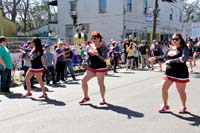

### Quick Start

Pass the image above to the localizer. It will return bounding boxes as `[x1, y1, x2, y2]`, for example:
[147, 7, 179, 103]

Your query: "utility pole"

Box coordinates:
[153, 0, 158, 40]
[48, 1, 51, 32]
[0, 5, 3, 36]
[123, 0, 126, 39]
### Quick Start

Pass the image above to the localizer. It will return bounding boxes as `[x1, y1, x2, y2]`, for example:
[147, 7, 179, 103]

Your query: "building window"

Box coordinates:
[66, 25, 73, 44]
[143, 0, 147, 15]
[127, 0, 132, 13]
[99, 0, 106, 13]
[70, 1, 77, 11]
[170, 8, 173, 21]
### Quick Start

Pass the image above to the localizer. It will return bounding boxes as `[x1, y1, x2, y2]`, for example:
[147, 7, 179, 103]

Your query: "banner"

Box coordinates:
[192, 22, 200, 38]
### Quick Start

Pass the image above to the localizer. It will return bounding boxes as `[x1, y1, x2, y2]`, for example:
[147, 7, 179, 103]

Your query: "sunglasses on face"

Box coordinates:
[172, 38, 180, 41]
[91, 37, 97, 40]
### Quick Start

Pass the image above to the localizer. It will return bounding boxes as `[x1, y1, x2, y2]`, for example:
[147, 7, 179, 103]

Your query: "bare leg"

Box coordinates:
[126, 59, 130, 71]
[161, 79, 173, 105]
[193, 52, 197, 66]
[130, 58, 134, 70]
[188, 59, 193, 72]
[158, 61, 162, 71]
[81, 70, 95, 98]
[25, 69, 34, 93]
[96, 72, 106, 99]
[176, 82, 187, 107]
[35, 72, 46, 94]
[150, 59, 154, 70]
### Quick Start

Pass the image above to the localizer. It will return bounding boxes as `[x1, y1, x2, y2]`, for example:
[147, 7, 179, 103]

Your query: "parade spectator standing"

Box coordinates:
[76, 24, 83, 39]
[149, 40, 163, 71]
[112, 41, 121, 73]
[43, 44, 57, 85]
[64, 45, 77, 80]
[193, 36, 200, 66]
[126, 42, 135, 71]
[55, 42, 66, 82]
[134, 44, 139, 69]
[159, 33, 189, 113]
[22, 38, 47, 98]
[186, 38, 194, 73]
[79, 31, 108, 105]
[21, 42, 35, 89]
[139, 40, 151, 69]
[0, 36, 13, 93]
[123, 39, 129, 64]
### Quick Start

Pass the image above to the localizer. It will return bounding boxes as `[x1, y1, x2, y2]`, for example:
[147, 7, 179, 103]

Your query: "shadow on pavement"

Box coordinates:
[118, 72, 135, 74]
[81, 103, 144, 119]
[66, 80, 80, 85]
[50, 84, 67, 88]
[30, 97, 66, 106]
[5, 93, 23, 99]
[190, 72, 200, 78]
[190, 72, 200, 74]
[105, 74, 121, 77]
[161, 111, 200, 126]
[31, 87, 55, 92]
[192, 75, 200, 78]
[135, 68, 149, 71]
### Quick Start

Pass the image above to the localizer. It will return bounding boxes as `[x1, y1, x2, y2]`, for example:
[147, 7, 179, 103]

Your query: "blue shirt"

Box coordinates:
[43, 51, 54, 66]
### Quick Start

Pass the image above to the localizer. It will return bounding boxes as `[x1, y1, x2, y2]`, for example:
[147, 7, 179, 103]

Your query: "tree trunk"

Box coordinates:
[23, 0, 30, 32]
[11, 0, 17, 21]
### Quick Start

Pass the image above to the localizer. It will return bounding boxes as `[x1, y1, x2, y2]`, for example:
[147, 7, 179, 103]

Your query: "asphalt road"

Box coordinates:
[0, 62, 200, 133]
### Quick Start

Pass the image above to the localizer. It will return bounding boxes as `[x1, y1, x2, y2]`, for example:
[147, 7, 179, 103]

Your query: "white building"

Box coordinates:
[56, 0, 184, 43]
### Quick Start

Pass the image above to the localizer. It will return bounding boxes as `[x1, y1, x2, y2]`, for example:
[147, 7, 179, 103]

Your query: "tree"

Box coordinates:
[3, 0, 22, 21]
[183, 1, 200, 22]
[17, 0, 30, 32]
[16, 0, 49, 33]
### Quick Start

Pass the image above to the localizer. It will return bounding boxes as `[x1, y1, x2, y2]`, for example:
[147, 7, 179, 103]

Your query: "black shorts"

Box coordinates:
[127, 56, 134, 59]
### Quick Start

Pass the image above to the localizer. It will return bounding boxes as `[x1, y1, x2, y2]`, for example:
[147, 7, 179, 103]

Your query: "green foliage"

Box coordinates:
[183, 0, 200, 22]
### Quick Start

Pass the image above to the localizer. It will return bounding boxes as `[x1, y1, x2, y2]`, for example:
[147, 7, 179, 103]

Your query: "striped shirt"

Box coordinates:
[65, 48, 73, 61]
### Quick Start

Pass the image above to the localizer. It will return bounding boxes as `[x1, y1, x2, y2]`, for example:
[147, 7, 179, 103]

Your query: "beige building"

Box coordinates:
[56, 0, 184, 43]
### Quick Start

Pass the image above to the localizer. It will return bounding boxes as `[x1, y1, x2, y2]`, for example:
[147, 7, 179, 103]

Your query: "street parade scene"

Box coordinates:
[0, 0, 200, 133]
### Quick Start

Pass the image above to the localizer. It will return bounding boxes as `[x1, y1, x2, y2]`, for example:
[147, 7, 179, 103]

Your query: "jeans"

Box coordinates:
[44, 66, 56, 84]
[65, 60, 76, 79]
[0, 68, 11, 92]
[113, 57, 119, 72]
